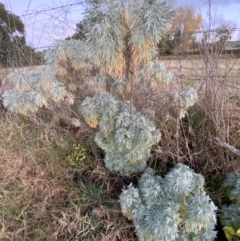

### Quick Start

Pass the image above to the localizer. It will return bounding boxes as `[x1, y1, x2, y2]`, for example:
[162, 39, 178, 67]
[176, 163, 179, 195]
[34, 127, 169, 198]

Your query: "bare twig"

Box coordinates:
[213, 137, 240, 157]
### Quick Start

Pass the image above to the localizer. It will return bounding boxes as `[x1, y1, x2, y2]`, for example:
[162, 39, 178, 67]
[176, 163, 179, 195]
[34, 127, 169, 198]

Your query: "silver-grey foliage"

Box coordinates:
[44, 39, 91, 73]
[136, 59, 174, 85]
[84, 0, 174, 76]
[119, 164, 217, 241]
[176, 87, 198, 119]
[2, 0, 175, 115]
[3, 66, 74, 114]
[2, 39, 91, 115]
[80, 92, 161, 176]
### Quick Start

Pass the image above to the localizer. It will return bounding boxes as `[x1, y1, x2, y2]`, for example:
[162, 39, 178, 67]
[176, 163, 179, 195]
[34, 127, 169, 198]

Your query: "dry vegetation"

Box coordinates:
[0, 115, 137, 241]
[0, 51, 240, 240]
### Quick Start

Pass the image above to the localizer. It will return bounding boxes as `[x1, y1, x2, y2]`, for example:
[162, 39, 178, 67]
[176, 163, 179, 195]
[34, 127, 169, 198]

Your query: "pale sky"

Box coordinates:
[2, 0, 240, 49]
[3, 0, 85, 49]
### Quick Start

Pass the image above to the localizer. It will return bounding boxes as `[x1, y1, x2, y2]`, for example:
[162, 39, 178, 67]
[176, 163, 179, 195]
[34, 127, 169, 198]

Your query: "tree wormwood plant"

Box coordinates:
[2, 39, 88, 114]
[85, 0, 174, 79]
[80, 92, 161, 176]
[220, 173, 240, 241]
[3, 65, 75, 114]
[176, 87, 198, 119]
[120, 164, 217, 241]
[2, 0, 175, 115]
[2, 0, 173, 115]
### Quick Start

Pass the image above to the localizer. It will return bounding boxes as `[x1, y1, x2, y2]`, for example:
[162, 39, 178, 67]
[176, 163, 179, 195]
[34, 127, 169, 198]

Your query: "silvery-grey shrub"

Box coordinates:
[2, 39, 89, 115]
[84, 0, 174, 77]
[80, 92, 161, 176]
[120, 164, 217, 241]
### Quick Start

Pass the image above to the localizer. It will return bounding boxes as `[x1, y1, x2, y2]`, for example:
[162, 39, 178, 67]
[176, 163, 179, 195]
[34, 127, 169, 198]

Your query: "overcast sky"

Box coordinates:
[2, 0, 240, 49]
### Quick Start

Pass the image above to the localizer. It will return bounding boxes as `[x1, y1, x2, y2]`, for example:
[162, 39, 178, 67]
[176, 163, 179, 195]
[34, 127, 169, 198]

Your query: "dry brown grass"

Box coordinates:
[0, 115, 136, 241]
[160, 55, 240, 77]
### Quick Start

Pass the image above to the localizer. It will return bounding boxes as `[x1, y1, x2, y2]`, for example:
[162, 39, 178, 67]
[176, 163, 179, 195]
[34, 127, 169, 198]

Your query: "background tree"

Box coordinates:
[157, 32, 173, 55]
[214, 24, 232, 51]
[67, 20, 87, 41]
[168, 6, 202, 54]
[0, 3, 24, 37]
[0, 3, 37, 67]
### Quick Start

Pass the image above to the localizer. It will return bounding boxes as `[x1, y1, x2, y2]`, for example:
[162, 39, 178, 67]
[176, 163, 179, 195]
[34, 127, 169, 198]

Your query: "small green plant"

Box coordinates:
[223, 226, 240, 241]
[119, 164, 217, 241]
[67, 143, 91, 169]
[220, 173, 240, 241]
[80, 183, 114, 208]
